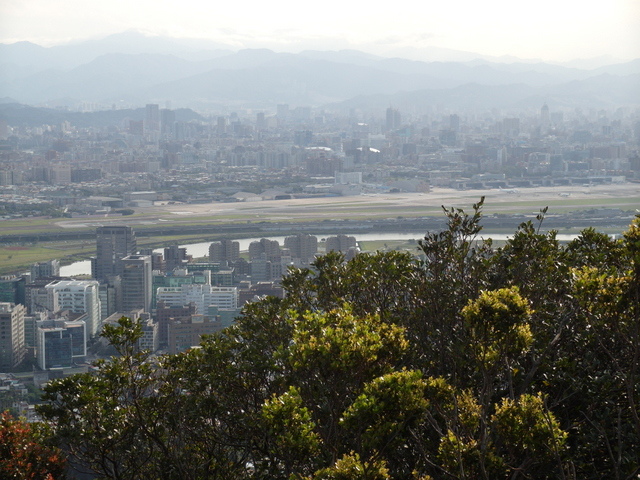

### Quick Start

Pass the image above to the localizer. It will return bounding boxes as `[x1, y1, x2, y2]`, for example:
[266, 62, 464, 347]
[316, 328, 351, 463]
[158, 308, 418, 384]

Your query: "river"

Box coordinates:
[59, 232, 580, 277]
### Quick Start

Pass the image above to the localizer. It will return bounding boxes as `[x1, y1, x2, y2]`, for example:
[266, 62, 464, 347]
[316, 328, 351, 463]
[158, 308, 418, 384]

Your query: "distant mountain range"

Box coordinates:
[0, 103, 205, 128]
[0, 31, 638, 114]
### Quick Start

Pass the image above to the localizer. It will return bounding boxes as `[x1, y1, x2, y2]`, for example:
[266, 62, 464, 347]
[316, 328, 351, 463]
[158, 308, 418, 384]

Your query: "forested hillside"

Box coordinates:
[32, 199, 640, 479]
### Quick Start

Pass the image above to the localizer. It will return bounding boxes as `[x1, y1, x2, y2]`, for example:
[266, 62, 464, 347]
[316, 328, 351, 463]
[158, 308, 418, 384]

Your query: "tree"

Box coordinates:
[0, 411, 66, 480]
[36, 208, 640, 480]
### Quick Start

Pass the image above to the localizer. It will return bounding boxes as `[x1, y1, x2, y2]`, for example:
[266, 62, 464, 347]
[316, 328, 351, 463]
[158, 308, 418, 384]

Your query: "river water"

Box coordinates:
[60, 232, 580, 277]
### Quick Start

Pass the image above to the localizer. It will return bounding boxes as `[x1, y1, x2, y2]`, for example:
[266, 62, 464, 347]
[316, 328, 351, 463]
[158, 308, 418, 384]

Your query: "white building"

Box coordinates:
[45, 280, 101, 337]
[156, 284, 238, 314]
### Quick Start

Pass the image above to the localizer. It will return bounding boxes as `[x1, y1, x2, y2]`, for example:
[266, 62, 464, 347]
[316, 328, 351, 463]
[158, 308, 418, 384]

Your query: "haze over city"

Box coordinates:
[2, 0, 640, 63]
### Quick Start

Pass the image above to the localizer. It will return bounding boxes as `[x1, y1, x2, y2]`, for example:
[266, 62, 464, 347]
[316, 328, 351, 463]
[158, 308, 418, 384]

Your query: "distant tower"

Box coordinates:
[93, 226, 137, 282]
[540, 104, 550, 131]
[145, 104, 160, 133]
[386, 107, 401, 131]
[216, 116, 226, 135]
[121, 255, 153, 313]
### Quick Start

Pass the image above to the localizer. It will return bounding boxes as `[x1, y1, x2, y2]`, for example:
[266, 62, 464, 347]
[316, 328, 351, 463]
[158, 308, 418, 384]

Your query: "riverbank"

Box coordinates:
[2, 184, 638, 276]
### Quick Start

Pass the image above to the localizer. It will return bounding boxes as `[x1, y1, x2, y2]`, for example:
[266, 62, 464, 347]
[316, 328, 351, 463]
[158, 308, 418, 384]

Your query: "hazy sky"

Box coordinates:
[1, 0, 639, 61]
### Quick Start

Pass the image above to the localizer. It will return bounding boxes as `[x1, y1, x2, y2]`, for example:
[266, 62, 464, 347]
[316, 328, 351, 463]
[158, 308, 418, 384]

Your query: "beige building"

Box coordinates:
[0, 303, 26, 370]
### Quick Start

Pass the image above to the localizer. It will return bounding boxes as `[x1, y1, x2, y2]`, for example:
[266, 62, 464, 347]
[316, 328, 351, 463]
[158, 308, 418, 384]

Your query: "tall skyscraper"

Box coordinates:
[93, 226, 137, 281]
[121, 255, 153, 313]
[0, 302, 26, 370]
[386, 107, 401, 131]
[145, 104, 160, 133]
[540, 103, 551, 131]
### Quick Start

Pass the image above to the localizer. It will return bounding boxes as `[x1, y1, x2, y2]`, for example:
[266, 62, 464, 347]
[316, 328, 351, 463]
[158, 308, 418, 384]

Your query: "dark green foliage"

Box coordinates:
[37, 208, 640, 480]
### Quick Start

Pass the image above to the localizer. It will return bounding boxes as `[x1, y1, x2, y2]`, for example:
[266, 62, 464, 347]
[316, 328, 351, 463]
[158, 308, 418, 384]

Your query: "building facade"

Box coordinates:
[0, 303, 26, 370]
[121, 255, 153, 313]
[93, 226, 137, 281]
[45, 280, 101, 337]
[208, 240, 240, 263]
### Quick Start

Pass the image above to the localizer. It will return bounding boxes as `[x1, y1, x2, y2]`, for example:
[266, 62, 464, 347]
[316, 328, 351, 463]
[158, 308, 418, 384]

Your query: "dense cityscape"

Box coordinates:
[1, 98, 639, 415]
[1, 102, 639, 219]
[1, 6, 639, 474]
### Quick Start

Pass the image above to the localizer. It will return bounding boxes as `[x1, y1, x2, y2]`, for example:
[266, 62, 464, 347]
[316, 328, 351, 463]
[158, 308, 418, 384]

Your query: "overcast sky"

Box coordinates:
[1, 0, 639, 62]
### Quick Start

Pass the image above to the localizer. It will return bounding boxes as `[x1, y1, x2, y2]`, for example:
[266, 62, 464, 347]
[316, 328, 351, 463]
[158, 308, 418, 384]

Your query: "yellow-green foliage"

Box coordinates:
[311, 452, 390, 480]
[492, 393, 567, 458]
[462, 287, 533, 368]
[288, 306, 408, 373]
[262, 386, 320, 460]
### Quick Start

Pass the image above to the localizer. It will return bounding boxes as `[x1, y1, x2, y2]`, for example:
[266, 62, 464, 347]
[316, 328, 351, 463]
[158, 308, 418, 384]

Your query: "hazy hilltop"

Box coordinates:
[0, 31, 638, 112]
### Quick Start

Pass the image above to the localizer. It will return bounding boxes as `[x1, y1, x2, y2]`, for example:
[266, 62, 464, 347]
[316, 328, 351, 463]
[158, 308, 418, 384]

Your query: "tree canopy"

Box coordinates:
[38, 199, 640, 479]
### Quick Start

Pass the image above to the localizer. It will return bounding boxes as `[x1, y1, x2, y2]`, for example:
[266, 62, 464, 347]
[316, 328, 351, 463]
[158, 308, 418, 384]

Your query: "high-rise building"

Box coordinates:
[139, 249, 165, 272]
[160, 108, 176, 136]
[155, 284, 238, 314]
[167, 316, 220, 354]
[386, 107, 401, 131]
[164, 245, 190, 273]
[284, 234, 318, 264]
[256, 112, 266, 130]
[540, 104, 551, 131]
[155, 301, 197, 347]
[208, 240, 240, 263]
[121, 255, 153, 313]
[0, 276, 25, 305]
[325, 234, 357, 253]
[0, 302, 26, 370]
[250, 254, 272, 282]
[248, 238, 281, 261]
[216, 116, 226, 135]
[93, 226, 137, 281]
[36, 318, 86, 370]
[31, 260, 60, 280]
[45, 280, 101, 337]
[145, 104, 160, 133]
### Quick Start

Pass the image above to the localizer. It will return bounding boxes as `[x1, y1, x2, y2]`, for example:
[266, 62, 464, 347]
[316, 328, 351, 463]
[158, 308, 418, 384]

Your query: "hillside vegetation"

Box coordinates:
[34, 198, 640, 479]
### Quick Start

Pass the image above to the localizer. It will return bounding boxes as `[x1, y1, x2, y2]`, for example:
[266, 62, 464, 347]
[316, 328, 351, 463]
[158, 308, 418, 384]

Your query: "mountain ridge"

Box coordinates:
[1, 32, 638, 112]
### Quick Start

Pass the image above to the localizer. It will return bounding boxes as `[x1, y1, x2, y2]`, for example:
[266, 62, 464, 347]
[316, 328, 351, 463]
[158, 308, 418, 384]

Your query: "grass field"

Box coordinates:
[0, 244, 70, 273]
[1, 185, 638, 276]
